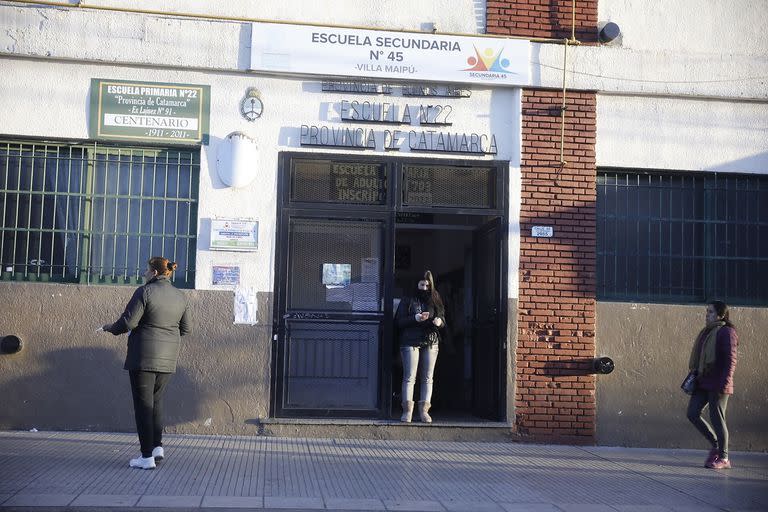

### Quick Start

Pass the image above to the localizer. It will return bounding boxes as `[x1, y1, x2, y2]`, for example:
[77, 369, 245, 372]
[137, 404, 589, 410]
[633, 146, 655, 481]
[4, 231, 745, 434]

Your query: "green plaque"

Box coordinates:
[90, 79, 210, 144]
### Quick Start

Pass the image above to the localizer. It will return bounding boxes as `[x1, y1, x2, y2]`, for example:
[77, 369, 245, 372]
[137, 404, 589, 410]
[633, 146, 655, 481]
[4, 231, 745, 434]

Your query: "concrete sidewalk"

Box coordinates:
[0, 431, 766, 512]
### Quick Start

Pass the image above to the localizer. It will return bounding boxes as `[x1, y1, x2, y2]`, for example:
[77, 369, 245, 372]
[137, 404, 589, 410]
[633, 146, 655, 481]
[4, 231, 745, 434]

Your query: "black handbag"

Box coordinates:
[681, 371, 697, 394]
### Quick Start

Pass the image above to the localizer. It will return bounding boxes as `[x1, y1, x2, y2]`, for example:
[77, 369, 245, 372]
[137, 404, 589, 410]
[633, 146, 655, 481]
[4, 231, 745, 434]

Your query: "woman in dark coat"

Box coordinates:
[395, 270, 445, 423]
[101, 257, 192, 469]
[686, 300, 738, 469]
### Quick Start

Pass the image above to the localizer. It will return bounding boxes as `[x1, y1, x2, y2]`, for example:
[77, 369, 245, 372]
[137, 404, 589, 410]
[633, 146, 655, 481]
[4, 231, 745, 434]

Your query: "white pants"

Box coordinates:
[400, 345, 439, 403]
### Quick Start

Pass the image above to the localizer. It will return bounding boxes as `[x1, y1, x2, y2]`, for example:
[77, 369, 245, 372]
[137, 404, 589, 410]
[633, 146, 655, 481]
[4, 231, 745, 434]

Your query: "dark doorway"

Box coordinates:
[392, 215, 505, 421]
[272, 153, 508, 421]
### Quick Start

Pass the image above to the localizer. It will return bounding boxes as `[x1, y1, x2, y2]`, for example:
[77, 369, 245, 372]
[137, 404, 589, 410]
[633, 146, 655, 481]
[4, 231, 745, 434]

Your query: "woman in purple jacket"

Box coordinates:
[686, 300, 738, 469]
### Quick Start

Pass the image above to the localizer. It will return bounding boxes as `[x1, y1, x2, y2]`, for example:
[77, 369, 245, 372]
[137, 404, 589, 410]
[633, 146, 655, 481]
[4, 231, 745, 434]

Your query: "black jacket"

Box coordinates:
[106, 275, 192, 373]
[395, 295, 445, 347]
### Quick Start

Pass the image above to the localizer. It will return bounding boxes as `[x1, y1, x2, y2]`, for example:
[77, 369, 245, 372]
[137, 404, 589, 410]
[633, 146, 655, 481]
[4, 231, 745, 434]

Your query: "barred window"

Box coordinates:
[597, 169, 768, 305]
[0, 140, 198, 287]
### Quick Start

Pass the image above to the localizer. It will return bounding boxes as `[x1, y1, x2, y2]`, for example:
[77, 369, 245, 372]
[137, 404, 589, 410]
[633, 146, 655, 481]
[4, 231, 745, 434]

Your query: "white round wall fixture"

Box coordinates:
[216, 132, 258, 188]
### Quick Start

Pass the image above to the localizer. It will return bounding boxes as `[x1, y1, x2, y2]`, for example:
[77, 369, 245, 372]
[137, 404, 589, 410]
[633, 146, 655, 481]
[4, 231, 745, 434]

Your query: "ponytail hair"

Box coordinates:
[710, 300, 735, 328]
[148, 256, 177, 277]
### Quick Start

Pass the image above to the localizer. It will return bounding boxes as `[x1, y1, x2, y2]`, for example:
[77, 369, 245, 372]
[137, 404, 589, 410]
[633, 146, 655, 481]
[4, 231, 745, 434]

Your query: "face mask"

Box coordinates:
[417, 289, 431, 301]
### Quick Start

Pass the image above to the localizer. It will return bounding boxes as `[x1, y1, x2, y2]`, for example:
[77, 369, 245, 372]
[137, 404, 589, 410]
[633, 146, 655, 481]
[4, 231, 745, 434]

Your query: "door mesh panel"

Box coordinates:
[289, 219, 382, 311]
[285, 321, 379, 409]
[403, 165, 495, 208]
[291, 160, 387, 205]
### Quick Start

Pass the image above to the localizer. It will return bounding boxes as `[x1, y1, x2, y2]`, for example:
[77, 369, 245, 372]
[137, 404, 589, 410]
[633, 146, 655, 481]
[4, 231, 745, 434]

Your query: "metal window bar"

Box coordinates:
[597, 169, 768, 305]
[124, 149, 133, 281]
[186, 151, 197, 285]
[163, 152, 169, 261]
[0, 140, 198, 288]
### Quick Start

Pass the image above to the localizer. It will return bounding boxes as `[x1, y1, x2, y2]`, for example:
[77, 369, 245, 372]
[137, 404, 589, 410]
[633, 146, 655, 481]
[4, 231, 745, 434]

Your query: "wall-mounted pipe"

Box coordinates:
[0, 335, 23, 354]
[593, 356, 615, 374]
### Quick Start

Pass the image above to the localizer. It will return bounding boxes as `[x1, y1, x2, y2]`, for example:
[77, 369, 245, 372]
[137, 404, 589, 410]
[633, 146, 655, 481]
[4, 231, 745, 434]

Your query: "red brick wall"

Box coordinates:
[486, 0, 598, 42]
[516, 89, 596, 443]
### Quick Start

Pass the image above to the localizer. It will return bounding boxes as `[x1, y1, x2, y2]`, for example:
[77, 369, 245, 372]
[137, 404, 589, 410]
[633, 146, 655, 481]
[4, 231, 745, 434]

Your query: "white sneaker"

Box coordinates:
[152, 446, 164, 461]
[129, 456, 156, 470]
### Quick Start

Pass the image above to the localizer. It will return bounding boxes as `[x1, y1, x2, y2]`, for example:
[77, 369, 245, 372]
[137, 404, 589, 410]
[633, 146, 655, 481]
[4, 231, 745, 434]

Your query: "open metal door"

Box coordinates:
[274, 216, 387, 417]
[471, 217, 503, 420]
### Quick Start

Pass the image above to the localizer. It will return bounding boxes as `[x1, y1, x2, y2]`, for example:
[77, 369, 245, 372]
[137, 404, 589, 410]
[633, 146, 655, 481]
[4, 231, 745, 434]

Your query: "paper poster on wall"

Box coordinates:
[322, 263, 351, 287]
[234, 286, 258, 325]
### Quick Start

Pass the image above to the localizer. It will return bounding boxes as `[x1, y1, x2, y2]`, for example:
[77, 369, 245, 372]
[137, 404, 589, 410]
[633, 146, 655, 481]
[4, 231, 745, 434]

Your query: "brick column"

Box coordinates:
[516, 89, 597, 443]
[486, 0, 598, 42]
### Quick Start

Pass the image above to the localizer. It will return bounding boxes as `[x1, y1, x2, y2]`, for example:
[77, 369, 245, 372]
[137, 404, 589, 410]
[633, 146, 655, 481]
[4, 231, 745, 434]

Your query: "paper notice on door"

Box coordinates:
[352, 282, 378, 311]
[361, 257, 379, 283]
[326, 285, 353, 303]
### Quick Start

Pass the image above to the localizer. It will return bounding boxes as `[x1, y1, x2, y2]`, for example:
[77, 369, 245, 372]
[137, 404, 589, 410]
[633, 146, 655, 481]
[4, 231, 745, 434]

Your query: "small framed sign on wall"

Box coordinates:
[210, 219, 259, 251]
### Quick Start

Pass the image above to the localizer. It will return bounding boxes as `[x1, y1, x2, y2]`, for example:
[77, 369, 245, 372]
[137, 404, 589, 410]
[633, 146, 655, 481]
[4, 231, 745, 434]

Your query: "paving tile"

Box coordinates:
[612, 506, 674, 512]
[264, 496, 325, 509]
[137, 494, 202, 507]
[201, 495, 264, 508]
[501, 504, 563, 512]
[70, 494, 141, 507]
[441, 500, 504, 512]
[669, 506, 725, 512]
[3, 493, 77, 506]
[555, 505, 616, 512]
[325, 497, 386, 510]
[383, 499, 445, 511]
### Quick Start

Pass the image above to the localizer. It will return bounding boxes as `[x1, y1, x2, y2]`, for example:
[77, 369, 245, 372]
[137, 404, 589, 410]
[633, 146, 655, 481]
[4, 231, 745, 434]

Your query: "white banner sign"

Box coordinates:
[250, 23, 529, 86]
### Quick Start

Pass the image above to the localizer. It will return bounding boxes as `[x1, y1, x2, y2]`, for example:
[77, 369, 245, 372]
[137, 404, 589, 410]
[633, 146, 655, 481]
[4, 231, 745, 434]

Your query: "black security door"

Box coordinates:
[275, 216, 387, 416]
[272, 155, 393, 418]
[471, 217, 504, 419]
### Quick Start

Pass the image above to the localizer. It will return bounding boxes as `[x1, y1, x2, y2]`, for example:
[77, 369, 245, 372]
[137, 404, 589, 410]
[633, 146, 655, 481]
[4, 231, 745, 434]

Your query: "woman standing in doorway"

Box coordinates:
[686, 300, 738, 469]
[101, 257, 192, 469]
[395, 270, 445, 423]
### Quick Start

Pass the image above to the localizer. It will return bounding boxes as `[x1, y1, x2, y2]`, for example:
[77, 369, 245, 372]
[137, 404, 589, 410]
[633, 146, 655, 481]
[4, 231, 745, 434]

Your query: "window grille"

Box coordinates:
[597, 170, 768, 305]
[0, 140, 198, 287]
[291, 160, 387, 205]
[288, 218, 383, 311]
[402, 164, 495, 208]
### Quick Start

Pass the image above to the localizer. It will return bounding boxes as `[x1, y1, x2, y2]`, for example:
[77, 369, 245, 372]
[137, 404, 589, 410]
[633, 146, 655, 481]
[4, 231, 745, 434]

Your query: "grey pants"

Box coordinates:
[686, 389, 730, 459]
[401, 345, 439, 403]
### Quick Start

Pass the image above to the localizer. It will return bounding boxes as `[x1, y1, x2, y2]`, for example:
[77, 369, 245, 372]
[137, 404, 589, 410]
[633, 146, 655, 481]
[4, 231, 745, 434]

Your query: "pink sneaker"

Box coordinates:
[707, 458, 731, 469]
[704, 448, 719, 467]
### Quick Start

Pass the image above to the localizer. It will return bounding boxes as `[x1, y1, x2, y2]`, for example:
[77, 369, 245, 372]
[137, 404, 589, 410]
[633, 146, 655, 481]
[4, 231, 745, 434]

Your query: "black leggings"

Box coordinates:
[686, 389, 730, 459]
[129, 370, 172, 458]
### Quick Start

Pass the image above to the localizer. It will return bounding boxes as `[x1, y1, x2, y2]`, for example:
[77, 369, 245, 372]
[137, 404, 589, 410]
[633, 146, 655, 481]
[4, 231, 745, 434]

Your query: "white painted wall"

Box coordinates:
[597, 95, 768, 173]
[47, 0, 487, 34]
[599, 0, 767, 56]
[534, 0, 768, 100]
[0, 55, 517, 292]
[534, 0, 768, 173]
